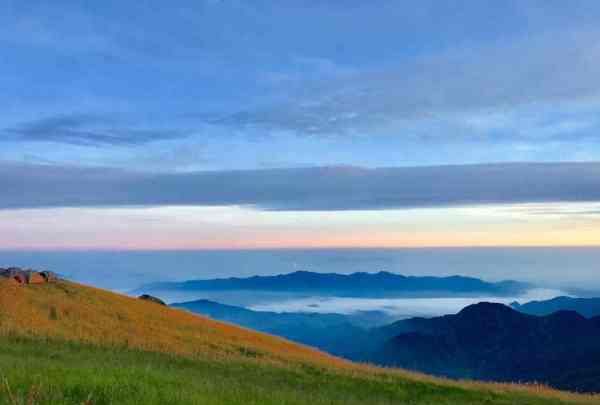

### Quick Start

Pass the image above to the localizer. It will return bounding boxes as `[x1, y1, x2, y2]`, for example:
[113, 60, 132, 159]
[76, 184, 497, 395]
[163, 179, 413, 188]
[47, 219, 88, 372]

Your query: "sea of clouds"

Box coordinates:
[247, 288, 569, 319]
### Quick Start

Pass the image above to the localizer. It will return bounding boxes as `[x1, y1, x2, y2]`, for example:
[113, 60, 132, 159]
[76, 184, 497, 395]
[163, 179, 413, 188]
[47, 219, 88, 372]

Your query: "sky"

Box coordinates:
[3, 0, 600, 250]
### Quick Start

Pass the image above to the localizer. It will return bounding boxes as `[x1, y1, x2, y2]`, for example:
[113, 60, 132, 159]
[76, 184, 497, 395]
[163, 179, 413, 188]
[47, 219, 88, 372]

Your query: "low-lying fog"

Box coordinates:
[246, 288, 569, 319]
[155, 287, 569, 320]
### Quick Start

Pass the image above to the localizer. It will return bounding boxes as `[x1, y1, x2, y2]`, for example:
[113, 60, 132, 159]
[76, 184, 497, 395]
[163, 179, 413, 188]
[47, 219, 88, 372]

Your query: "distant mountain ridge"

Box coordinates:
[140, 270, 529, 297]
[512, 296, 600, 318]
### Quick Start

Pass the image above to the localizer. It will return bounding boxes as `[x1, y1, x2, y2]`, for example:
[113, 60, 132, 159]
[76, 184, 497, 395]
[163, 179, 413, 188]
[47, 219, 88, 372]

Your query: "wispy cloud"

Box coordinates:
[2, 161, 600, 211]
[3, 1, 600, 170]
[213, 30, 600, 137]
[503, 203, 600, 218]
[2, 114, 191, 146]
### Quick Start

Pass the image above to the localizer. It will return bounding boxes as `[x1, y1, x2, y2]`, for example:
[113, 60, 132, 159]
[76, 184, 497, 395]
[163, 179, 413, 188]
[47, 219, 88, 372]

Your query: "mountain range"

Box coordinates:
[174, 298, 600, 393]
[511, 296, 600, 318]
[140, 270, 529, 297]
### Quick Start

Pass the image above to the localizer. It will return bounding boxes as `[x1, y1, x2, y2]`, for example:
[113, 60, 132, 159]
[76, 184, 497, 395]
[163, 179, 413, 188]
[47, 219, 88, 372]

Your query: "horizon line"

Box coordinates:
[2, 244, 600, 253]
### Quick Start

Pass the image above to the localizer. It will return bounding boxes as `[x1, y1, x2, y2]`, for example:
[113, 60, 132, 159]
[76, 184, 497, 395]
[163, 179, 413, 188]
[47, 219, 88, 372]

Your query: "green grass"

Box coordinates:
[0, 336, 591, 405]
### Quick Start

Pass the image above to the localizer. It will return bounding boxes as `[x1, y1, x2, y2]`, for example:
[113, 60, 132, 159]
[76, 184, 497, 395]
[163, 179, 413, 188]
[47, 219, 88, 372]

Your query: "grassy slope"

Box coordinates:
[0, 279, 597, 405]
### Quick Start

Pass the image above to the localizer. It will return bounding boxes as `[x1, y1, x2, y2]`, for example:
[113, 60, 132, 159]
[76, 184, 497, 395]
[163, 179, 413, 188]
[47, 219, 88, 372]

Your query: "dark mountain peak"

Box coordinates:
[457, 302, 515, 318]
[176, 298, 215, 305]
[445, 275, 475, 281]
[285, 270, 316, 278]
[375, 270, 399, 276]
[453, 302, 528, 330]
[374, 300, 600, 393]
[288, 270, 312, 275]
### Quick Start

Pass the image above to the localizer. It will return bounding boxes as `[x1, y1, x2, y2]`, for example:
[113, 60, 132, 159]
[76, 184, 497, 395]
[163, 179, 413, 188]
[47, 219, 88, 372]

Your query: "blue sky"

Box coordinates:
[2, 1, 600, 249]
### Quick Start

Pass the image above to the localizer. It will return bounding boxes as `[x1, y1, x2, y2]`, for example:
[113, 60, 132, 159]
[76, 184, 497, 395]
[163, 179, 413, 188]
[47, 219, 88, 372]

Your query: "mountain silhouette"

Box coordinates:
[140, 271, 528, 297]
[371, 303, 600, 392]
[512, 296, 600, 318]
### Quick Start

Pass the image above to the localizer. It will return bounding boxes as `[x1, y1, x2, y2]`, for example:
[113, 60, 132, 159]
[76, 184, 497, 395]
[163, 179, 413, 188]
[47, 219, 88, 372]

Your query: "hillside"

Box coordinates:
[512, 296, 600, 318]
[0, 277, 337, 367]
[139, 270, 529, 297]
[172, 299, 369, 358]
[0, 278, 596, 405]
[371, 303, 600, 393]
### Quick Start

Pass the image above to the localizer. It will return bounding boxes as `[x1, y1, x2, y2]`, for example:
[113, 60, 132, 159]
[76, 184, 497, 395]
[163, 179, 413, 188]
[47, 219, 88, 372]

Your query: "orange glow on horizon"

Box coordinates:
[1, 204, 599, 251]
[3, 231, 600, 251]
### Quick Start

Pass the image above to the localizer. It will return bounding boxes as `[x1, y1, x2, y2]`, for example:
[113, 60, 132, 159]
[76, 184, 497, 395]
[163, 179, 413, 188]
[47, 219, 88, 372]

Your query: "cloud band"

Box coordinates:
[2, 162, 600, 211]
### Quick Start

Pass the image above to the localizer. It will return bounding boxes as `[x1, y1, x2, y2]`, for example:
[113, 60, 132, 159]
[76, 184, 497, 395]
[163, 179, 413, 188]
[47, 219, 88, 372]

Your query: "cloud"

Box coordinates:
[2, 161, 600, 211]
[504, 203, 600, 218]
[213, 29, 600, 137]
[2, 114, 191, 146]
[4, 1, 600, 149]
[248, 289, 568, 317]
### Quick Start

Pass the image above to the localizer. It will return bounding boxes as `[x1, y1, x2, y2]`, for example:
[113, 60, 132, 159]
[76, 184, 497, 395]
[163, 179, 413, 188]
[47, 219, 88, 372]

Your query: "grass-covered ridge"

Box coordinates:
[0, 279, 597, 404]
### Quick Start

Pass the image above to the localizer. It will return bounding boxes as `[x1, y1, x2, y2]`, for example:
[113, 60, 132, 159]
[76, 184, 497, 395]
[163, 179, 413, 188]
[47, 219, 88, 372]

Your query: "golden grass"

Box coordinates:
[0, 279, 346, 367]
[0, 278, 598, 404]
